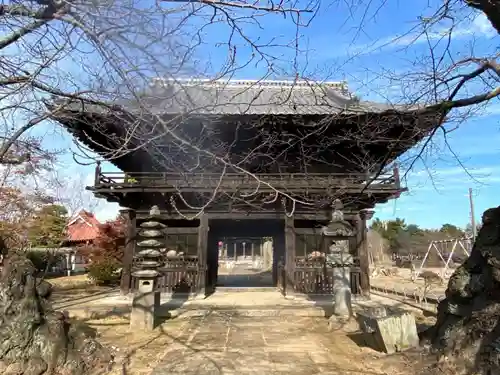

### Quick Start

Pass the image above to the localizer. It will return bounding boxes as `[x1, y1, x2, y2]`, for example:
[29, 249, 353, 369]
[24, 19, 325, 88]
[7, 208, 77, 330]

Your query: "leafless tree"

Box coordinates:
[0, 0, 328, 219]
[0, 0, 314, 160]
[340, 1, 499, 179]
[1, 0, 498, 221]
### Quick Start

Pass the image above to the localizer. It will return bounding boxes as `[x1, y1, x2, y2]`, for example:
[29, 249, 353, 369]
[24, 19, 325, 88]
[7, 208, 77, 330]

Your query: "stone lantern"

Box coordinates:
[130, 205, 166, 330]
[322, 199, 357, 318]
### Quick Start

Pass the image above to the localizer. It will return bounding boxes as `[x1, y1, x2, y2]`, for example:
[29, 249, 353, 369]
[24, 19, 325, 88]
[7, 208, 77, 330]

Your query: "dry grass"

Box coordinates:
[47, 274, 93, 289]
[44, 276, 171, 374]
[372, 268, 448, 298]
[46, 274, 116, 306]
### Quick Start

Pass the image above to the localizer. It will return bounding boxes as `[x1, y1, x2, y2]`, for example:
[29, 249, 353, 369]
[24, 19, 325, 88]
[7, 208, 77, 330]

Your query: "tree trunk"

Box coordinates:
[422, 206, 500, 374]
[0, 253, 112, 374]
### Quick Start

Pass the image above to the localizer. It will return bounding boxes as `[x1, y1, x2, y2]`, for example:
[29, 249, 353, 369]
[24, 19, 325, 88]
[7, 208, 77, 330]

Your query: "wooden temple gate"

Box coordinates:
[122, 205, 372, 297]
[49, 80, 440, 300]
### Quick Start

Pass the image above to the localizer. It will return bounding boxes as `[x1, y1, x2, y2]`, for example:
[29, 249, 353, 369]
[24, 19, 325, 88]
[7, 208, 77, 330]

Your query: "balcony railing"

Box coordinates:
[93, 165, 402, 192]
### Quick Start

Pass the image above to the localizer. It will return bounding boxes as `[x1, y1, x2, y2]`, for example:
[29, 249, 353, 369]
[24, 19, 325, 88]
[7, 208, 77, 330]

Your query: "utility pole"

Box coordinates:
[469, 188, 477, 241]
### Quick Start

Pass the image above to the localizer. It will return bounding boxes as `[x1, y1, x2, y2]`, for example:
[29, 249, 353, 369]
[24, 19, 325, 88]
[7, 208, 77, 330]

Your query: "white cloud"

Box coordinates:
[94, 202, 120, 223]
[342, 13, 496, 58]
[473, 13, 496, 37]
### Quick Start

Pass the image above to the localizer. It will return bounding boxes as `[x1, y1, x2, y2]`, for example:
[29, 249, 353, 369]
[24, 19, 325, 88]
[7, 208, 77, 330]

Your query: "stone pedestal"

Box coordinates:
[333, 266, 351, 317]
[263, 240, 273, 270]
[130, 271, 160, 331]
[357, 308, 419, 354]
[328, 251, 354, 317]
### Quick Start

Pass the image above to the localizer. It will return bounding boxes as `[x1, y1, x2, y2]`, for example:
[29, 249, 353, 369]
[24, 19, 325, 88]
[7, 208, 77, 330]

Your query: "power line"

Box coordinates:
[469, 187, 477, 242]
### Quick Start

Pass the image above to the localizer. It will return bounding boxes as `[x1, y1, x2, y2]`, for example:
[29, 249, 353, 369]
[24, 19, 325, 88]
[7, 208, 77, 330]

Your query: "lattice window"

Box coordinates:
[164, 234, 198, 256]
[295, 233, 322, 258]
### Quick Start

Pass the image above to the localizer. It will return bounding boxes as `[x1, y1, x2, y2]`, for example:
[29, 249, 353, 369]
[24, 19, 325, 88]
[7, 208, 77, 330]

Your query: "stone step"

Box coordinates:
[213, 286, 279, 293]
[65, 304, 329, 321]
[168, 307, 329, 319]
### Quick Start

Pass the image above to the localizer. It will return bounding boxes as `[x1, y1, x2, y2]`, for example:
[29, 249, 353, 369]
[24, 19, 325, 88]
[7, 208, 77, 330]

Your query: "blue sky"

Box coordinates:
[17, 0, 500, 228]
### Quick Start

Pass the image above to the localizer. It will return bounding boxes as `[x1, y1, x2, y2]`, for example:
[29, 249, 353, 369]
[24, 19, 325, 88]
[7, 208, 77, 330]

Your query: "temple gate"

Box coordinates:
[50, 79, 444, 299]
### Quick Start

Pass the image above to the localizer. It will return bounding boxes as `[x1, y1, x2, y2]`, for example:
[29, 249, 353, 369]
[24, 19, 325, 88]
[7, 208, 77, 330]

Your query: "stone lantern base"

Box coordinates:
[130, 270, 160, 331]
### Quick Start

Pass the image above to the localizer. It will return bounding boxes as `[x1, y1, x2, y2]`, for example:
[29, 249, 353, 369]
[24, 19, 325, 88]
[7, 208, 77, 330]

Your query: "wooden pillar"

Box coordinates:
[197, 214, 208, 294]
[284, 215, 296, 296]
[120, 208, 136, 294]
[94, 161, 101, 186]
[356, 210, 374, 297]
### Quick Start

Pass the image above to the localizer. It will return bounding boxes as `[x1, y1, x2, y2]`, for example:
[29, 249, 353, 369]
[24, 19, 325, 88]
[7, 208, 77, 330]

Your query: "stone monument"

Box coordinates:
[130, 205, 165, 331]
[323, 199, 356, 318]
[357, 306, 419, 354]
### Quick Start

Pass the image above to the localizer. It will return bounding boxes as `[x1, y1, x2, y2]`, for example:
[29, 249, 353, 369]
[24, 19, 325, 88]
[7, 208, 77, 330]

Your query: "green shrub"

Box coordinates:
[86, 260, 121, 285]
[25, 250, 63, 273]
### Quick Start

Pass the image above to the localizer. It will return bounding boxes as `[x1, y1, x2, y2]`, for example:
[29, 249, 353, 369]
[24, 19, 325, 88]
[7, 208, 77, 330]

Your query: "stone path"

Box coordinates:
[217, 260, 273, 288]
[150, 314, 405, 375]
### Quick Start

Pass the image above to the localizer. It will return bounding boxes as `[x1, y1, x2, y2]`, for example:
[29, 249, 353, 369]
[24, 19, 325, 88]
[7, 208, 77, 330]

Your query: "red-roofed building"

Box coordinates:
[57, 210, 103, 274]
[65, 210, 101, 245]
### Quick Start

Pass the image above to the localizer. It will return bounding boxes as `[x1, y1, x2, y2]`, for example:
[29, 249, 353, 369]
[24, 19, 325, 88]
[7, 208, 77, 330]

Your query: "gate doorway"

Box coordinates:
[206, 219, 283, 290]
[217, 237, 274, 287]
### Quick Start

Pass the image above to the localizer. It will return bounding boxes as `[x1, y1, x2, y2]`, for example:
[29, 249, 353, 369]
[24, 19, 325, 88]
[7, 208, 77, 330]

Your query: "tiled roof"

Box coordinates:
[66, 210, 101, 243]
[127, 78, 402, 115]
[49, 78, 444, 173]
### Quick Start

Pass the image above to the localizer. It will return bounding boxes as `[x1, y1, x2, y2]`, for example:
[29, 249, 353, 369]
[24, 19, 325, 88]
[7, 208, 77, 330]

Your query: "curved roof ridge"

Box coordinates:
[150, 77, 349, 92]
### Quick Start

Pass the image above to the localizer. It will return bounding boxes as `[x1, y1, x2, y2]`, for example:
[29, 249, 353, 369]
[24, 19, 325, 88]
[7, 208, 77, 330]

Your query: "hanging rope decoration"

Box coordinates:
[239, 179, 261, 198]
[169, 194, 205, 220]
[263, 191, 280, 204]
[281, 197, 296, 217]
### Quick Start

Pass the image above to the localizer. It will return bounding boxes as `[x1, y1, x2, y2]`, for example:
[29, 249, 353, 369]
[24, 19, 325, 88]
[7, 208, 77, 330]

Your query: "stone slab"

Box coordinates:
[357, 311, 419, 354]
[149, 315, 352, 375]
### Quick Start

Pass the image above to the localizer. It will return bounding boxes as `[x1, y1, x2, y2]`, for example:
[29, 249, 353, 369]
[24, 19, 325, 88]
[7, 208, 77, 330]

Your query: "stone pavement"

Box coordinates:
[217, 261, 273, 288]
[56, 287, 432, 323]
[150, 314, 400, 375]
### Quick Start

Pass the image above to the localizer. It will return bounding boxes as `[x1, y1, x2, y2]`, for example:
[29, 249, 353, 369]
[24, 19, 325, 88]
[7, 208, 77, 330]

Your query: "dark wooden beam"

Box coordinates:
[89, 186, 403, 195]
[284, 214, 296, 296]
[131, 211, 371, 221]
[197, 214, 208, 295]
[119, 208, 136, 294]
[163, 227, 199, 234]
[293, 228, 320, 235]
[89, 188, 402, 209]
[356, 211, 372, 297]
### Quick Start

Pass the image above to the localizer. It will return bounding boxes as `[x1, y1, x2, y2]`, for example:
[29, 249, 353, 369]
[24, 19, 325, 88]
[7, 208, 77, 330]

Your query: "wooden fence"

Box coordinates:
[132, 258, 204, 294]
[277, 259, 361, 295]
[131, 257, 361, 296]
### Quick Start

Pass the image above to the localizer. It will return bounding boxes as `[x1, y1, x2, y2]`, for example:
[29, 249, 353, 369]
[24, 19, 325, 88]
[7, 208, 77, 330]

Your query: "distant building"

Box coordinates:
[37, 210, 101, 275]
[65, 210, 102, 246]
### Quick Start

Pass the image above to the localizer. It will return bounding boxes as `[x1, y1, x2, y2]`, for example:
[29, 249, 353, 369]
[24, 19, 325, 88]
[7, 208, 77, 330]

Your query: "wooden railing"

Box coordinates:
[156, 268, 203, 294]
[277, 258, 362, 295]
[93, 166, 401, 191]
[131, 258, 203, 294]
[294, 259, 334, 294]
